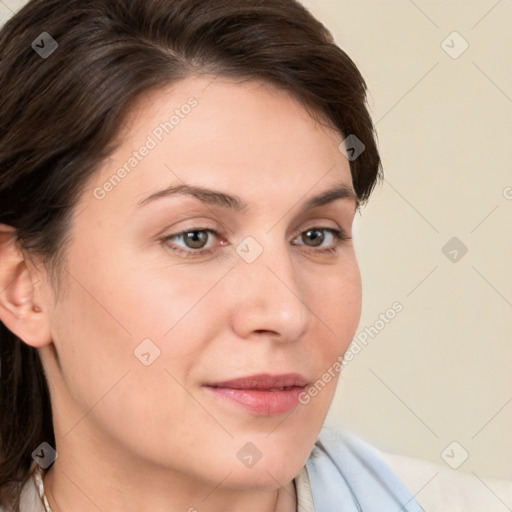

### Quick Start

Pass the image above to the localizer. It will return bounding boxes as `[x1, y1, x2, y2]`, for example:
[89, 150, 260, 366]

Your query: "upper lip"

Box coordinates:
[205, 373, 308, 390]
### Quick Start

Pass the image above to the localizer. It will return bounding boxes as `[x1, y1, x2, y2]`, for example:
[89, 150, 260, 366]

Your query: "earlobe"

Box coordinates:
[0, 223, 53, 348]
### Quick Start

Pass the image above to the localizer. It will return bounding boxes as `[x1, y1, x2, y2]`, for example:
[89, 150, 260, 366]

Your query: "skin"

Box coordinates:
[0, 75, 362, 512]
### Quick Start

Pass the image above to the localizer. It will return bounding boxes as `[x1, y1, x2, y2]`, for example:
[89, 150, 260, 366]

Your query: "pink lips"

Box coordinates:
[203, 373, 308, 416]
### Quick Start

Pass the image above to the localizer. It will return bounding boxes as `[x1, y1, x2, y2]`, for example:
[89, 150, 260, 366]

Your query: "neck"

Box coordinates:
[39, 356, 302, 512]
[42, 449, 298, 512]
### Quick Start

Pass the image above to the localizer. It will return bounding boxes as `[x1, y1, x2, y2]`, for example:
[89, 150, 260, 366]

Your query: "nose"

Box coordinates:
[229, 240, 311, 344]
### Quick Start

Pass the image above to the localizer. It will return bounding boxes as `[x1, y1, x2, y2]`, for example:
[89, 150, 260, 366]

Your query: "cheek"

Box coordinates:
[321, 262, 361, 367]
[48, 272, 135, 414]
[294, 256, 361, 407]
[48, 258, 215, 459]
[312, 257, 362, 344]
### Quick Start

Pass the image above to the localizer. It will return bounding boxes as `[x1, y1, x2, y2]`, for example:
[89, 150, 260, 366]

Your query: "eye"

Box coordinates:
[291, 227, 351, 254]
[162, 227, 221, 257]
[161, 225, 351, 258]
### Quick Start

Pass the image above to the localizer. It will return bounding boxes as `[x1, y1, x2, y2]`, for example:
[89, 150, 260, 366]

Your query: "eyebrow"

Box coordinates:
[137, 182, 358, 213]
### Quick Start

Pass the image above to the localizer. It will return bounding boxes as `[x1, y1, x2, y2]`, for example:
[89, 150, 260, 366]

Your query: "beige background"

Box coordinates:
[2, 0, 511, 482]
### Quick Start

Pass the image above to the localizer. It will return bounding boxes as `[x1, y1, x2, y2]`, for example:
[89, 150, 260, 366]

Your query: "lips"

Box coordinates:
[205, 372, 309, 390]
[203, 373, 309, 416]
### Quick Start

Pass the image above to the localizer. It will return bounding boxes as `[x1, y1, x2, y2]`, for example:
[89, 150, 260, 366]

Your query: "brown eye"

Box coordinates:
[162, 228, 220, 257]
[181, 230, 209, 249]
[301, 228, 325, 247]
[293, 227, 349, 252]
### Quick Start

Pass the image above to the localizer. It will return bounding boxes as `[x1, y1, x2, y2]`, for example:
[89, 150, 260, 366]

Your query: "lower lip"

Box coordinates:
[204, 386, 306, 416]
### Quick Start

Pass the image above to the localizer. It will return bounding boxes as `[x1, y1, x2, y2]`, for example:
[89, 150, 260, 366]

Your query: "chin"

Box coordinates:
[215, 464, 300, 491]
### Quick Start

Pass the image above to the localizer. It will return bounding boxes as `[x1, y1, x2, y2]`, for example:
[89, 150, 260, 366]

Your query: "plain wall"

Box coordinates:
[1, 0, 511, 481]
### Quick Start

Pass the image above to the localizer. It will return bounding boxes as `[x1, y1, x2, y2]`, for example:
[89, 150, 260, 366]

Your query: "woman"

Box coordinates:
[0, 1, 509, 512]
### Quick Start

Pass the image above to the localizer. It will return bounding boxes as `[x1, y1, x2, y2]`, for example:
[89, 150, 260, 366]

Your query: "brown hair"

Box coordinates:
[0, 0, 382, 509]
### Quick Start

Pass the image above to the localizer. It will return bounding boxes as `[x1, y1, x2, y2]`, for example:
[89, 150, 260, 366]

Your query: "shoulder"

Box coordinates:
[378, 449, 512, 512]
[307, 424, 512, 512]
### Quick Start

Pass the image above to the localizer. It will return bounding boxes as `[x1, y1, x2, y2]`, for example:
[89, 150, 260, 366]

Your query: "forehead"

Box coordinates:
[79, 74, 353, 215]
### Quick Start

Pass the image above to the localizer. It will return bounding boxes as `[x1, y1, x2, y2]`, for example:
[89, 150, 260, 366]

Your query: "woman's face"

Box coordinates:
[39, 75, 362, 490]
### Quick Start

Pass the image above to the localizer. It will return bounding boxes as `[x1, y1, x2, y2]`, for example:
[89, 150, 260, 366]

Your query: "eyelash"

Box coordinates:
[161, 225, 351, 258]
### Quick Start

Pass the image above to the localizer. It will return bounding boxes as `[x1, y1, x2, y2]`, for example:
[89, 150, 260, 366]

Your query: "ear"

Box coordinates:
[0, 223, 53, 347]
